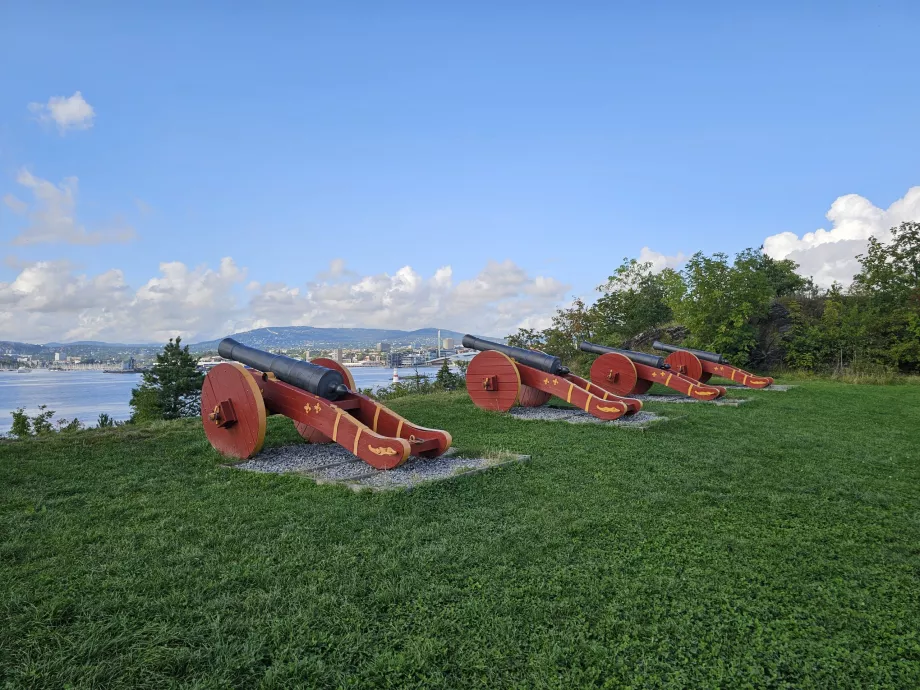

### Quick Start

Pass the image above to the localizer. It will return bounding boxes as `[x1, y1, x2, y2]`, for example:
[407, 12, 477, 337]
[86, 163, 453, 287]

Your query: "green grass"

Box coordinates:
[2, 383, 919, 688]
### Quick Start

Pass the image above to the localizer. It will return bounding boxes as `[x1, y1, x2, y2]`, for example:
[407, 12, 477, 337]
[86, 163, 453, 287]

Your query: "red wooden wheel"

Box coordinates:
[310, 357, 356, 391]
[518, 384, 552, 407]
[590, 352, 638, 396]
[293, 420, 333, 444]
[201, 363, 267, 459]
[466, 350, 521, 412]
[665, 351, 703, 382]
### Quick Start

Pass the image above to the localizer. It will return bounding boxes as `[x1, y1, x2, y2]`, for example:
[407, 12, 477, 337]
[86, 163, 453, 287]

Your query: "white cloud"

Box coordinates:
[3, 194, 27, 214]
[247, 259, 568, 337]
[637, 247, 688, 272]
[7, 169, 135, 245]
[764, 187, 920, 287]
[28, 91, 95, 133]
[0, 257, 569, 343]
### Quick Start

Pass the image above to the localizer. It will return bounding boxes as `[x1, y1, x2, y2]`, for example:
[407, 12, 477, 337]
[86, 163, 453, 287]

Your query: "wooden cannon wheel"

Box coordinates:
[291, 357, 358, 444]
[466, 350, 521, 412]
[310, 357, 357, 390]
[201, 362, 267, 459]
[664, 351, 703, 382]
[518, 384, 552, 407]
[590, 352, 640, 396]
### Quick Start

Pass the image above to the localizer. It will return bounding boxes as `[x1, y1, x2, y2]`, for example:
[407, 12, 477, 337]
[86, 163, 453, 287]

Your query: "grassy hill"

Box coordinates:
[2, 383, 919, 687]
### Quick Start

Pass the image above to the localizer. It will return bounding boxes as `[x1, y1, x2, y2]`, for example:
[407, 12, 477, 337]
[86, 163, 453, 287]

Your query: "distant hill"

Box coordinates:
[188, 326, 482, 352]
[3, 327, 502, 357]
[1, 341, 45, 355]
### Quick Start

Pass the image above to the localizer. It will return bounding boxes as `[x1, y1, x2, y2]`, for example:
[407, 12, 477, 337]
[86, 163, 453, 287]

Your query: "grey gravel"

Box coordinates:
[722, 384, 794, 391]
[350, 453, 522, 490]
[633, 394, 749, 406]
[509, 406, 664, 428]
[230, 445, 528, 491]
[234, 443, 358, 474]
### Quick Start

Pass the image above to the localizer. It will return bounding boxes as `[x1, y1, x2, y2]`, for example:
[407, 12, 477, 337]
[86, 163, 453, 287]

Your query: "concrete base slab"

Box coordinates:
[509, 407, 665, 428]
[229, 445, 528, 492]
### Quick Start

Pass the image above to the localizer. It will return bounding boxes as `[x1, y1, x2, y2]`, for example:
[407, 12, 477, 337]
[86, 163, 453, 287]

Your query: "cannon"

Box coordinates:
[201, 338, 451, 469]
[579, 342, 725, 400]
[652, 341, 773, 389]
[462, 335, 641, 419]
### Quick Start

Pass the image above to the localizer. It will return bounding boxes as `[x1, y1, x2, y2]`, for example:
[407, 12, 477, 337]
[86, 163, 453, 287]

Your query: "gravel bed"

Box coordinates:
[311, 461, 376, 482]
[350, 453, 524, 490]
[230, 444, 528, 491]
[722, 384, 794, 391]
[633, 394, 748, 406]
[234, 443, 358, 473]
[509, 407, 663, 428]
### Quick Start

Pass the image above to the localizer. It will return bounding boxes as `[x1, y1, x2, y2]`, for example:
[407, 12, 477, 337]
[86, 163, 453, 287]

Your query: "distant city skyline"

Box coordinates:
[2, 3, 918, 343]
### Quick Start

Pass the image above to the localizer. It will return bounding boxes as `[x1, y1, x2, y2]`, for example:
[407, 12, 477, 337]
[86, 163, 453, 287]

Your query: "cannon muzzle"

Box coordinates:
[217, 338, 349, 400]
[579, 341, 670, 369]
[462, 334, 569, 375]
[652, 341, 727, 364]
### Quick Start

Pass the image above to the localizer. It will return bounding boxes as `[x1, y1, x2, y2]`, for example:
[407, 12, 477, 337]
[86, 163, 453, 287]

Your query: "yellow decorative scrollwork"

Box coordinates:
[368, 445, 398, 456]
[596, 404, 623, 413]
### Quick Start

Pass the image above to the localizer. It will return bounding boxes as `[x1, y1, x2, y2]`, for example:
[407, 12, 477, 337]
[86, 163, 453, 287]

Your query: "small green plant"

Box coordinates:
[7, 405, 83, 438]
[9, 408, 32, 439]
[55, 417, 84, 433]
[30, 405, 56, 435]
[96, 413, 124, 428]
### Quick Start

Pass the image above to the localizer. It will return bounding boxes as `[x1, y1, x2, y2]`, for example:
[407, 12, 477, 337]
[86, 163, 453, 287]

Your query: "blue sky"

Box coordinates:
[1, 2, 919, 343]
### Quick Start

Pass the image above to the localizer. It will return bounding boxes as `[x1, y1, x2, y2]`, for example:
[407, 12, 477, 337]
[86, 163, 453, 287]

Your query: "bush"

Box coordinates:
[7, 405, 83, 439]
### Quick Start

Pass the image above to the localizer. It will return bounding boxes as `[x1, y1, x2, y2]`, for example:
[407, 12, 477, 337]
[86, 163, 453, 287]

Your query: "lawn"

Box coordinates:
[2, 382, 919, 688]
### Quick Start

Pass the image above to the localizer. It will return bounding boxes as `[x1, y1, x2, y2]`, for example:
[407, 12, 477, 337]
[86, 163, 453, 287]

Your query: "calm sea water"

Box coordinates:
[0, 367, 441, 435]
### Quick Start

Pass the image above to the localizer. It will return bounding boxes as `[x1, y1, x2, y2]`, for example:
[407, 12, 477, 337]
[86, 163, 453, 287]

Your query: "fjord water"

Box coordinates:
[0, 367, 442, 435]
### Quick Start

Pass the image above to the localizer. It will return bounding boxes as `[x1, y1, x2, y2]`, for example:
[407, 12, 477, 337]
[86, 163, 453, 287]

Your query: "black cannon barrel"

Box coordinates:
[217, 338, 349, 400]
[462, 334, 569, 375]
[652, 341, 726, 364]
[579, 341, 670, 369]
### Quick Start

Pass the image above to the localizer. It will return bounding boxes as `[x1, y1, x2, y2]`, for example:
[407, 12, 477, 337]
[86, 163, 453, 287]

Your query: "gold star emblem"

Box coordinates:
[303, 405, 311, 415]
[652, 371, 658, 378]
[543, 377, 549, 385]
[314, 403, 321, 413]
[552, 378, 559, 385]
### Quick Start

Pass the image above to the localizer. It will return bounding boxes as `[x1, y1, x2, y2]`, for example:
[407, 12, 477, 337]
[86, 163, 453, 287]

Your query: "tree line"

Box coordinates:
[508, 221, 920, 378]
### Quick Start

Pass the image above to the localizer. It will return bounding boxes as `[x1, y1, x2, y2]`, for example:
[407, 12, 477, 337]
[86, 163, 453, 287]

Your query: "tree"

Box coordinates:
[669, 248, 804, 365]
[434, 360, 463, 391]
[593, 259, 682, 345]
[130, 337, 204, 421]
[850, 221, 920, 371]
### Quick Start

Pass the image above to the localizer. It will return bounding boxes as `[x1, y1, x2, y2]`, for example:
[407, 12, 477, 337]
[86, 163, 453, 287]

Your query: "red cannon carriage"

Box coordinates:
[201, 339, 451, 469]
[579, 342, 726, 401]
[462, 335, 641, 419]
[652, 341, 773, 389]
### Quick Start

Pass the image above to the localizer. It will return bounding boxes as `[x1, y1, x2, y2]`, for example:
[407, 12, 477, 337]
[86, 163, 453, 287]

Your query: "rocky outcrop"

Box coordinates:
[622, 325, 689, 351]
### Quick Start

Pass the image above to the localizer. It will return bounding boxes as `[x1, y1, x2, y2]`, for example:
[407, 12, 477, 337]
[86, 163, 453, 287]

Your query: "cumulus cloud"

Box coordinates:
[637, 247, 688, 272]
[764, 187, 920, 288]
[7, 169, 135, 245]
[3, 194, 27, 214]
[247, 259, 568, 337]
[28, 91, 96, 133]
[0, 257, 569, 343]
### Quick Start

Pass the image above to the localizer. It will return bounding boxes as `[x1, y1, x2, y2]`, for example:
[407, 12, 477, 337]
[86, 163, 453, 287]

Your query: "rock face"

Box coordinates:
[622, 325, 689, 351]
